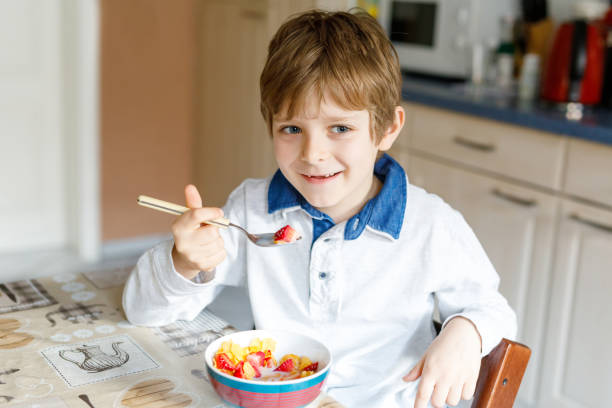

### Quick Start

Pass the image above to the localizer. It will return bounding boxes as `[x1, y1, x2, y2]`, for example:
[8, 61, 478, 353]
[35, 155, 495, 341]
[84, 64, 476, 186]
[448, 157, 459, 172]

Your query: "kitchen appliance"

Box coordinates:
[377, 0, 514, 79]
[601, 5, 612, 108]
[541, 4, 607, 105]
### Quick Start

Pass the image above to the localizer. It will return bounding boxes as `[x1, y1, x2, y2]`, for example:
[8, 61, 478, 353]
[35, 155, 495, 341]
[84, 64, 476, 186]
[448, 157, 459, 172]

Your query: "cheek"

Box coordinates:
[336, 140, 378, 165]
[273, 139, 297, 167]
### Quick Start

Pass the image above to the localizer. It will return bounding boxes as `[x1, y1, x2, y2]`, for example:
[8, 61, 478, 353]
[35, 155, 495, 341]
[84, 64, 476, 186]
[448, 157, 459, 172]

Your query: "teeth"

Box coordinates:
[306, 172, 338, 177]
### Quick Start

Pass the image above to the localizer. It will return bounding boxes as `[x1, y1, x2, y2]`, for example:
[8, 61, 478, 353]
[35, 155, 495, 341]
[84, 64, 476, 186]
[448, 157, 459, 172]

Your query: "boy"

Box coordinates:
[123, 9, 516, 408]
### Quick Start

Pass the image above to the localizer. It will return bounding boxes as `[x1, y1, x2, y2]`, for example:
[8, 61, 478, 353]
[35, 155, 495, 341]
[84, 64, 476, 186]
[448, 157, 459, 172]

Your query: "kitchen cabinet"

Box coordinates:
[395, 102, 612, 408]
[409, 104, 566, 190]
[539, 199, 612, 407]
[538, 138, 612, 407]
[564, 138, 612, 208]
[196, 0, 349, 206]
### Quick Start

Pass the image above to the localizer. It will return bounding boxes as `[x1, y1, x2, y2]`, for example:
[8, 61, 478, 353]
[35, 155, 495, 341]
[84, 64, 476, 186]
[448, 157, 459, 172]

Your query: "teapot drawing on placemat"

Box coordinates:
[59, 342, 129, 372]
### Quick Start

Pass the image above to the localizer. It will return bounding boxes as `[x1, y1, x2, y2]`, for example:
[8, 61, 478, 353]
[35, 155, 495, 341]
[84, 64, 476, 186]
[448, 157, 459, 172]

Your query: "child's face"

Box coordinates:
[272, 93, 399, 222]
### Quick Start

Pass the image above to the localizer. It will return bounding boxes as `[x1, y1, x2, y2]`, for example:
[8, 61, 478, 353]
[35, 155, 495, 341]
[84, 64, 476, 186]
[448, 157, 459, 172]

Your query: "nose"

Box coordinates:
[300, 133, 329, 164]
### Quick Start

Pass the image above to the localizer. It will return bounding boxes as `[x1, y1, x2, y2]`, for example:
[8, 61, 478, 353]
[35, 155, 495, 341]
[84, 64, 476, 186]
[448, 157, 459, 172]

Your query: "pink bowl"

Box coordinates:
[205, 330, 332, 408]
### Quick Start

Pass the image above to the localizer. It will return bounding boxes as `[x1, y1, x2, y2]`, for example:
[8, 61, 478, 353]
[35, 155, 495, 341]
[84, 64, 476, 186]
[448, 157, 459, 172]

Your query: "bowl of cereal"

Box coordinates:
[205, 329, 332, 408]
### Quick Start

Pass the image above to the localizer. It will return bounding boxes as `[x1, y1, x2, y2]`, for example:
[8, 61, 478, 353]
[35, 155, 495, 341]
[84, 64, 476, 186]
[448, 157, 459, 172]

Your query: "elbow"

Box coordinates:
[122, 288, 167, 327]
[122, 305, 171, 328]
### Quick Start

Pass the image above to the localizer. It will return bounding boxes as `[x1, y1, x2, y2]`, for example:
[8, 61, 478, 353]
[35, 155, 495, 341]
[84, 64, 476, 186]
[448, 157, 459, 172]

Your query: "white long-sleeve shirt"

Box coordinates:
[123, 154, 516, 408]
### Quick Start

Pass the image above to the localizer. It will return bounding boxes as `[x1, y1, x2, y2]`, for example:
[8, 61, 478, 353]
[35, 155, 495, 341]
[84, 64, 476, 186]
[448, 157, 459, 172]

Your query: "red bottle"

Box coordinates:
[600, 7, 612, 108]
[541, 19, 606, 105]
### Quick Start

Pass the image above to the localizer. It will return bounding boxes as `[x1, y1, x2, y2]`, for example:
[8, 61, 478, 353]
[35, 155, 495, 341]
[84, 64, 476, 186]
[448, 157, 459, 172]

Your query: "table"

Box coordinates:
[0, 265, 342, 407]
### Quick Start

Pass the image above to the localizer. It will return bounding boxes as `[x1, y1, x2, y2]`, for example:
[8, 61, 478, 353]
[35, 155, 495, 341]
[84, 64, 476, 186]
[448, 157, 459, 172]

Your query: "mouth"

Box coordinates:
[301, 171, 342, 183]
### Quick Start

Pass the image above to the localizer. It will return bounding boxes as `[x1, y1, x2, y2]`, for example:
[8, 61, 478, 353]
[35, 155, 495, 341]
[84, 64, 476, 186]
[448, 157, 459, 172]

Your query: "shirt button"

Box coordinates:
[323, 238, 331, 242]
[319, 272, 327, 279]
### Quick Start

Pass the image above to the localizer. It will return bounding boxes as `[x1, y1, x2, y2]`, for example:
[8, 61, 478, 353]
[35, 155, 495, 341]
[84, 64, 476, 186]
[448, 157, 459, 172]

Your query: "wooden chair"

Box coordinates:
[433, 321, 531, 408]
[471, 337, 531, 408]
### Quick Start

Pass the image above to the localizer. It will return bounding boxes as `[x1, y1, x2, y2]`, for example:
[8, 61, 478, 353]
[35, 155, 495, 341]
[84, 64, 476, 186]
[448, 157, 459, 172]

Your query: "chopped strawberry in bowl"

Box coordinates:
[273, 225, 302, 244]
[205, 330, 332, 408]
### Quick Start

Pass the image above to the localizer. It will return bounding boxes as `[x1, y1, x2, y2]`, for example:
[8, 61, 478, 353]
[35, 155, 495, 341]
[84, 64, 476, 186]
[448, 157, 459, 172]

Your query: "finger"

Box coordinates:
[191, 225, 222, 245]
[446, 384, 462, 406]
[461, 379, 476, 401]
[177, 235, 222, 258]
[196, 236, 225, 255]
[181, 207, 224, 231]
[413, 377, 434, 408]
[179, 239, 225, 269]
[430, 383, 450, 408]
[196, 247, 227, 272]
[403, 358, 424, 382]
[185, 184, 203, 209]
[171, 209, 214, 234]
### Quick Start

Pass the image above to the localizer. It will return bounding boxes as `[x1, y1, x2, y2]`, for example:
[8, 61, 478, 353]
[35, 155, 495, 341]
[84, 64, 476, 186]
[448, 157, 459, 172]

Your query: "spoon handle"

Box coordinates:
[137, 195, 230, 227]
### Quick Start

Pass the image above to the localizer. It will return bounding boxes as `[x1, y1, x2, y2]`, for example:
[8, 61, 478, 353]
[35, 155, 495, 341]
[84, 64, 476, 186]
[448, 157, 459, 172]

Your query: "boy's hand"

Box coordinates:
[403, 317, 482, 408]
[171, 184, 226, 280]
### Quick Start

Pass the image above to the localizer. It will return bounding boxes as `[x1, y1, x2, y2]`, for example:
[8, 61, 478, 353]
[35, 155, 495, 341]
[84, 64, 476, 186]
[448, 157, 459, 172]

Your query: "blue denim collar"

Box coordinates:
[267, 153, 406, 240]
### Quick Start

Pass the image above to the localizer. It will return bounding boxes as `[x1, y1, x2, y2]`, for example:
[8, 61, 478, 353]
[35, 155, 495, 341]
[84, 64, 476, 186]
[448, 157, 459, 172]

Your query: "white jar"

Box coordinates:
[518, 53, 541, 100]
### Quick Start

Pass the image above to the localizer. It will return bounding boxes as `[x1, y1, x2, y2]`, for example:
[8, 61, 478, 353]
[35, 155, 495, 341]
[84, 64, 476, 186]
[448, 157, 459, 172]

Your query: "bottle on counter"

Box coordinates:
[496, 15, 516, 90]
[521, 0, 553, 74]
[601, 5, 612, 108]
[518, 53, 541, 100]
[471, 43, 485, 85]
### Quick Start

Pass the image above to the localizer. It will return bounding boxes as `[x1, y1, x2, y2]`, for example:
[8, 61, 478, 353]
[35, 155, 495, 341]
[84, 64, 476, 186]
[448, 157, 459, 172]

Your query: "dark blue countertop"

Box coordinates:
[401, 76, 612, 146]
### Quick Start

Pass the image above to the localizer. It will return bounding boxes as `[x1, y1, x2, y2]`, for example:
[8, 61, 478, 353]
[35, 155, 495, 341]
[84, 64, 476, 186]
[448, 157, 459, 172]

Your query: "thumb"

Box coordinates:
[184, 184, 203, 209]
[403, 358, 424, 382]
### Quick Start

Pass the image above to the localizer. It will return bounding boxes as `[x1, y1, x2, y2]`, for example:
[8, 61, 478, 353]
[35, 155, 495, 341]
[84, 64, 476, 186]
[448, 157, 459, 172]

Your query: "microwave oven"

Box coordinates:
[378, 0, 515, 79]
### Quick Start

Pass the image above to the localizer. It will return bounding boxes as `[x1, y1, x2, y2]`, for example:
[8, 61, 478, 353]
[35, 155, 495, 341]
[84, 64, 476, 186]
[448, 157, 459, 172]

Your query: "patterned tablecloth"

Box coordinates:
[0, 265, 342, 408]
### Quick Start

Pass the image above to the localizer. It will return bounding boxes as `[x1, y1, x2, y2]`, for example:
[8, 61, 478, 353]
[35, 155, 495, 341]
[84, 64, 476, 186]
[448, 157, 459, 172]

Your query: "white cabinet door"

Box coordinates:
[407, 155, 558, 408]
[0, 0, 66, 251]
[539, 200, 612, 408]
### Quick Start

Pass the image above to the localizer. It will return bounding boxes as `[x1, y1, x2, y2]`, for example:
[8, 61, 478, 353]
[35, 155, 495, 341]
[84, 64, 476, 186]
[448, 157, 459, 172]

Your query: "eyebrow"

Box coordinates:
[274, 115, 360, 123]
[322, 115, 360, 122]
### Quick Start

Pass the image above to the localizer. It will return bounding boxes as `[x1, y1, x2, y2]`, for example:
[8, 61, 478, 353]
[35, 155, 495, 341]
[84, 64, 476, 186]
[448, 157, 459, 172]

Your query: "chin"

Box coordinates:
[300, 194, 339, 210]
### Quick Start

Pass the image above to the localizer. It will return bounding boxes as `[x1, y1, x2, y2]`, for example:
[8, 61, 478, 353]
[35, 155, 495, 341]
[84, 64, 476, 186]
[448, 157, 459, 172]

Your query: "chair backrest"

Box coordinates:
[471, 338, 531, 408]
[432, 321, 531, 408]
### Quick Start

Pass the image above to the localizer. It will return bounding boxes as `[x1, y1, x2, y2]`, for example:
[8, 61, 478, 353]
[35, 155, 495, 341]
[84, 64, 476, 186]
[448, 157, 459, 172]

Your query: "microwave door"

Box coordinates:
[389, 1, 437, 48]
[382, 0, 471, 79]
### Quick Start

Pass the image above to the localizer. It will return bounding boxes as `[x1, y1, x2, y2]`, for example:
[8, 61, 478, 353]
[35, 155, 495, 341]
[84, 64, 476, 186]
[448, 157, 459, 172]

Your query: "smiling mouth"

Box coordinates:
[302, 171, 342, 181]
[304, 171, 340, 178]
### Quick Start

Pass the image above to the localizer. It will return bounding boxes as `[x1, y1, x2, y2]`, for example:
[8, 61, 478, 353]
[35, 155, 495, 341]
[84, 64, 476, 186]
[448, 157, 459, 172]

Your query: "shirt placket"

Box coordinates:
[308, 233, 342, 323]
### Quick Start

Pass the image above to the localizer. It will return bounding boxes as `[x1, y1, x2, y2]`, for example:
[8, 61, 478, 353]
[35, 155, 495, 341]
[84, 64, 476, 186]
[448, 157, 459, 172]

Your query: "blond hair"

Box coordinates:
[260, 9, 401, 143]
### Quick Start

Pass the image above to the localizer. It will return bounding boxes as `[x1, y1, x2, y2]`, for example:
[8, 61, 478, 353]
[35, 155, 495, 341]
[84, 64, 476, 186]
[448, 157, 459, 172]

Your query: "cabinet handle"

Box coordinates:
[569, 213, 612, 233]
[452, 135, 496, 152]
[491, 188, 537, 207]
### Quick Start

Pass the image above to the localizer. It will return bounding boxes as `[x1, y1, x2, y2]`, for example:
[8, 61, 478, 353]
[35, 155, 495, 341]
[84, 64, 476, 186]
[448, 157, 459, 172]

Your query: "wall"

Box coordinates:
[100, 0, 196, 241]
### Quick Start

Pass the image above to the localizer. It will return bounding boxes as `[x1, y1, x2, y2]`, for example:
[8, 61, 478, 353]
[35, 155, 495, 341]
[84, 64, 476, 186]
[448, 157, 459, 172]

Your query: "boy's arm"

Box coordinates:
[404, 206, 517, 408]
[122, 239, 231, 326]
[435, 209, 517, 356]
[122, 186, 248, 327]
[404, 315, 482, 408]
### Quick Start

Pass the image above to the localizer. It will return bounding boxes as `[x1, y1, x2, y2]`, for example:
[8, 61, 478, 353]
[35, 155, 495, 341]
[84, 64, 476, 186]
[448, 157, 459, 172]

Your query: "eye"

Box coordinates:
[331, 125, 351, 133]
[280, 126, 301, 134]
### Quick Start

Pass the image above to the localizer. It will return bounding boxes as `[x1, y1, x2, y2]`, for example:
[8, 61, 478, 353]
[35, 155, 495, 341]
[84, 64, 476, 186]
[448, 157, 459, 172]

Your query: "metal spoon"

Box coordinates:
[137, 195, 301, 247]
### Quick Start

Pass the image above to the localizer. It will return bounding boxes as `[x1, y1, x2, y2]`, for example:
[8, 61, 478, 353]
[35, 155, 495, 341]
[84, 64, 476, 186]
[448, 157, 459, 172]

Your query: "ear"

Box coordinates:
[377, 105, 405, 151]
